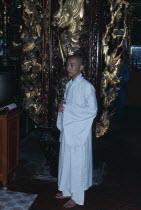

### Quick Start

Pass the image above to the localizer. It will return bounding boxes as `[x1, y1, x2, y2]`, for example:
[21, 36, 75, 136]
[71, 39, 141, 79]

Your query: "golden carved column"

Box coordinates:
[21, 0, 51, 126]
[96, 0, 129, 137]
[53, 0, 85, 62]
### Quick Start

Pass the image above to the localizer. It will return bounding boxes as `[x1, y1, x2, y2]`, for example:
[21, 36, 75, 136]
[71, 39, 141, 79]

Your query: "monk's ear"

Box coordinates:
[80, 65, 84, 71]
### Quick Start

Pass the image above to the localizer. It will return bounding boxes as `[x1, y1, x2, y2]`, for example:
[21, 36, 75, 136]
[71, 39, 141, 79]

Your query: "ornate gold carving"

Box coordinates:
[96, 110, 110, 138]
[53, 0, 84, 60]
[21, 0, 46, 124]
[96, 0, 129, 138]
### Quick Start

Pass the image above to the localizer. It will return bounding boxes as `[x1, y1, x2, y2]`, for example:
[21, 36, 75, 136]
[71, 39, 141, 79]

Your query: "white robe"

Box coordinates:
[57, 74, 97, 193]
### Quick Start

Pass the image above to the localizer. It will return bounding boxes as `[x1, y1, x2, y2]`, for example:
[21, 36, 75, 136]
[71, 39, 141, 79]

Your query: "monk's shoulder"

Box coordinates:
[81, 78, 95, 90]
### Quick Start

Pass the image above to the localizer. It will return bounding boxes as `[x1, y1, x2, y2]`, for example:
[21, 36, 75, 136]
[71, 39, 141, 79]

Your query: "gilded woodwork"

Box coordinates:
[96, 0, 129, 137]
[53, 0, 84, 61]
[21, 0, 51, 125]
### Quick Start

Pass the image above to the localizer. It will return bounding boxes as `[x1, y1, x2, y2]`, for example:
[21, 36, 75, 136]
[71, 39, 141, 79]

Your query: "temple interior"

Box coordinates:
[0, 0, 141, 209]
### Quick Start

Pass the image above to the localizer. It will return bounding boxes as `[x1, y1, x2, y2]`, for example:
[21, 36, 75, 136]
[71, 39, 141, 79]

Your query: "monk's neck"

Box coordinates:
[72, 73, 81, 81]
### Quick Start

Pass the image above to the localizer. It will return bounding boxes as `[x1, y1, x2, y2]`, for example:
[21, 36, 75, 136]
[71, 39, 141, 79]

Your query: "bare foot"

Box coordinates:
[56, 192, 71, 199]
[64, 199, 76, 208]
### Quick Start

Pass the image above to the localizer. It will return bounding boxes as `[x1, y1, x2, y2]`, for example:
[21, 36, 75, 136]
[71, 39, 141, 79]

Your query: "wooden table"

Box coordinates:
[0, 108, 20, 187]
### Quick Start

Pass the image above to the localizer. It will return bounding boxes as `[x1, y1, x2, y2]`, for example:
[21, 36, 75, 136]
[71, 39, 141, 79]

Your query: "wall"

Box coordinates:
[126, 72, 141, 106]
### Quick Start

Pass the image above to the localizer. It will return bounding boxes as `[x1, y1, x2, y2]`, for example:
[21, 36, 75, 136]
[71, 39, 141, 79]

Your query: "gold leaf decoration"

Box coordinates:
[21, 0, 44, 124]
[96, 0, 129, 138]
[53, 0, 85, 60]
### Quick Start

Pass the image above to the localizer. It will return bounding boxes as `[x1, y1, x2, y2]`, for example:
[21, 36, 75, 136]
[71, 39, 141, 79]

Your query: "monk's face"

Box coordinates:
[66, 57, 84, 80]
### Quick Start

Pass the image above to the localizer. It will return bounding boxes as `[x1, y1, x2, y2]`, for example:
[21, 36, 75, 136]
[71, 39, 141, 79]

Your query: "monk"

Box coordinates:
[56, 54, 97, 208]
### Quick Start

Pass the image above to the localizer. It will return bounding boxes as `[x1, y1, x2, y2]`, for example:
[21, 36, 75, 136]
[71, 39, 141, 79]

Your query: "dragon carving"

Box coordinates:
[53, 0, 84, 61]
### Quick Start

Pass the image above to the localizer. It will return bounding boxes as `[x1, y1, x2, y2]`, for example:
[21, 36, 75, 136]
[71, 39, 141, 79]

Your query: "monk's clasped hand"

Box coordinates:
[58, 101, 66, 112]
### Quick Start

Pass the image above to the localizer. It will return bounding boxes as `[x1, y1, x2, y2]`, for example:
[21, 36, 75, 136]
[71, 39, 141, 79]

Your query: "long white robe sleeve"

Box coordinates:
[57, 74, 97, 194]
[63, 82, 97, 146]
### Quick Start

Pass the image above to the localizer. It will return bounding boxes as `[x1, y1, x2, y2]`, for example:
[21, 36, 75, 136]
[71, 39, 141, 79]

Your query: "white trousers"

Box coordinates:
[63, 191, 84, 205]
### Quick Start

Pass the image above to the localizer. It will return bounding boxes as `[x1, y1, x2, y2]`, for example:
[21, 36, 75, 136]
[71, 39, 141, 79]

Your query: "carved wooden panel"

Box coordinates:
[0, 109, 20, 186]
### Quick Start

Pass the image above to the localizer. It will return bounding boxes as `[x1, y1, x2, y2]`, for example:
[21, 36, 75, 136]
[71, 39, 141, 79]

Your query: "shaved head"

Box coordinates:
[66, 55, 84, 66]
